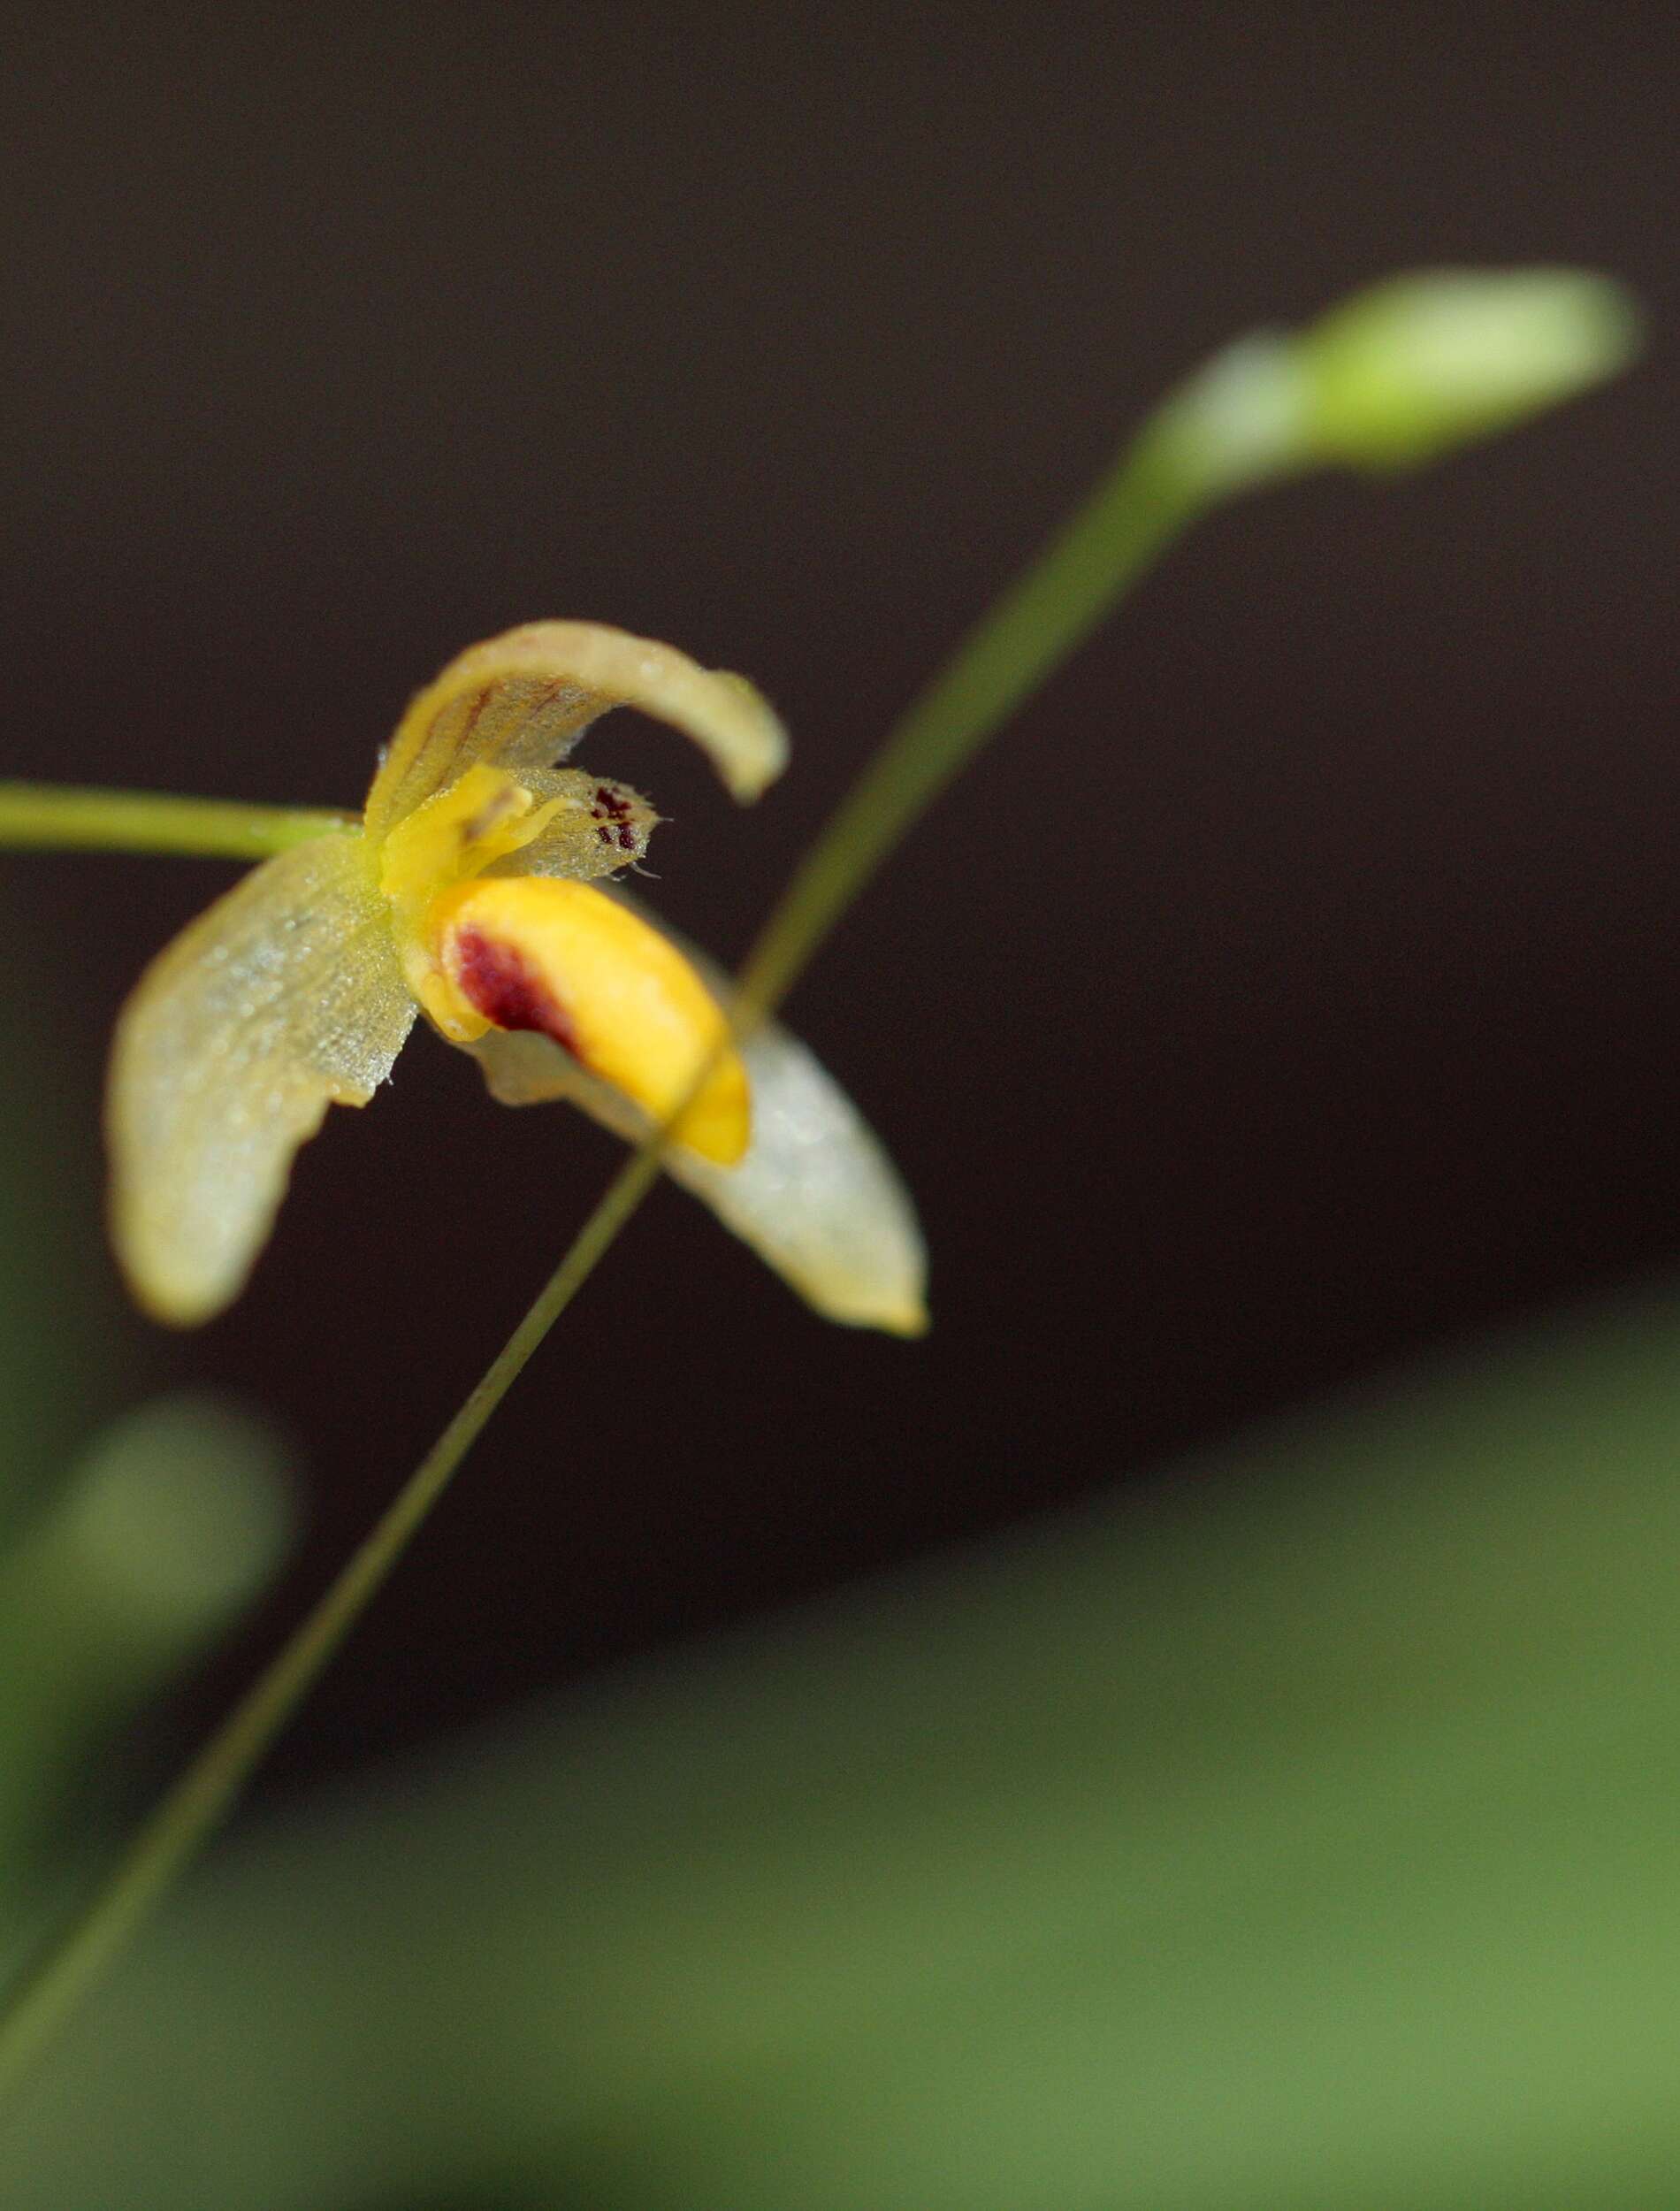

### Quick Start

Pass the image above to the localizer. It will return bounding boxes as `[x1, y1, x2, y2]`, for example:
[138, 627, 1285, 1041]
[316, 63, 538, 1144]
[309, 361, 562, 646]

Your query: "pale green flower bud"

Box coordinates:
[1149, 268, 1639, 498]
[1298, 267, 1642, 469]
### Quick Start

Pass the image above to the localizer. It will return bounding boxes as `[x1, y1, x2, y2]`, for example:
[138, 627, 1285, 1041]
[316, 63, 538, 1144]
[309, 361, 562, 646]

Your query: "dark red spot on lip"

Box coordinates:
[593, 784, 632, 820]
[450, 928, 579, 1055]
[617, 822, 638, 851]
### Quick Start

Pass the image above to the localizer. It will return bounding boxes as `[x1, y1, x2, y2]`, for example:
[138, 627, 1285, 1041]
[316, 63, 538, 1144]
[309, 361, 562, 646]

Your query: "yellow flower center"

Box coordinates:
[378, 762, 748, 1166]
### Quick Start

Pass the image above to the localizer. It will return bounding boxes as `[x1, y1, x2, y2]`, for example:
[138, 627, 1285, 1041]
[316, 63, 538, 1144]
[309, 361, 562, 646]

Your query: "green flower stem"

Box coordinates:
[0, 268, 1638, 2100]
[0, 1145, 661, 2096]
[0, 419, 1219, 2108]
[738, 432, 1209, 1017]
[0, 784, 355, 861]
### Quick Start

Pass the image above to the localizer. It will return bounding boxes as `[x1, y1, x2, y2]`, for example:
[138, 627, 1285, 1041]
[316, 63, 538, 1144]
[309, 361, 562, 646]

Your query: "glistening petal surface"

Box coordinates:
[467, 901, 928, 1335]
[364, 622, 788, 838]
[108, 833, 416, 1325]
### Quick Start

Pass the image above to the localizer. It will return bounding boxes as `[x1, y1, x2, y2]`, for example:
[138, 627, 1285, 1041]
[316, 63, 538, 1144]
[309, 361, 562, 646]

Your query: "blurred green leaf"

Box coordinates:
[4, 1288, 1680, 2207]
[0, 1395, 296, 1958]
[0, 943, 119, 1518]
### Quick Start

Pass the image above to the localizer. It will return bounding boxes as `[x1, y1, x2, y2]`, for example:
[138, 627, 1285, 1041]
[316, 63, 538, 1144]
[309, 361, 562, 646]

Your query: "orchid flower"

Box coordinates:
[108, 624, 927, 1335]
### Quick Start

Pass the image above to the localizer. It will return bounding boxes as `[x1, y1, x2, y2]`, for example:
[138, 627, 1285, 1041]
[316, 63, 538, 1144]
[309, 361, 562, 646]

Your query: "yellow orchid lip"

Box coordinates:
[446, 914, 577, 1046]
[425, 876, 751, 1167]
[106, 621, 926, 1334]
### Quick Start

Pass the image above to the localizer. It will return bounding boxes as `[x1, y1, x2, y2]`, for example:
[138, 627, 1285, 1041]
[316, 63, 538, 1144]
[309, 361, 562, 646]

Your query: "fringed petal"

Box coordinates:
[107, 833, 416, 1325]
[485, 768, 660, 883]
[364, 623, 787, 839]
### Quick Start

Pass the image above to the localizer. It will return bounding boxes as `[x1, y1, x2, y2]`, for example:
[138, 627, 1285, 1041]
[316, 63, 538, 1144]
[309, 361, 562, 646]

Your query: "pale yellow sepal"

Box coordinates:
[364, 621, 788, 839]
[108, 833, 416, 1325]
[424, 876, 750, 1167]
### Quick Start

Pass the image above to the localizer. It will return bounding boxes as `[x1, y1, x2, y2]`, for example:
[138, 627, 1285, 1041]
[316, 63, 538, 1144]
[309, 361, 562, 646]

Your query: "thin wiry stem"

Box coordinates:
[0, 414, 1222, 2103]
[0, 288, 1549, 2093]
[0, 784, 355, 861]
[0, 1143, 662, 2093]
[736, 436, 1203, 1017]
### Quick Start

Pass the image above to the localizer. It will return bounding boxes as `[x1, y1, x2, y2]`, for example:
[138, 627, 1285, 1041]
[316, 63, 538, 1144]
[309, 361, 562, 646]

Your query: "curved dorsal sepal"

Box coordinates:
[365, 622, 789, 838]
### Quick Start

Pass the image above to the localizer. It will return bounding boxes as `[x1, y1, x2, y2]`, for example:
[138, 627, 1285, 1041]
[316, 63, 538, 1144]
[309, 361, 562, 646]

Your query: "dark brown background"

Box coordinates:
[3, 3, 1676, 1789]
